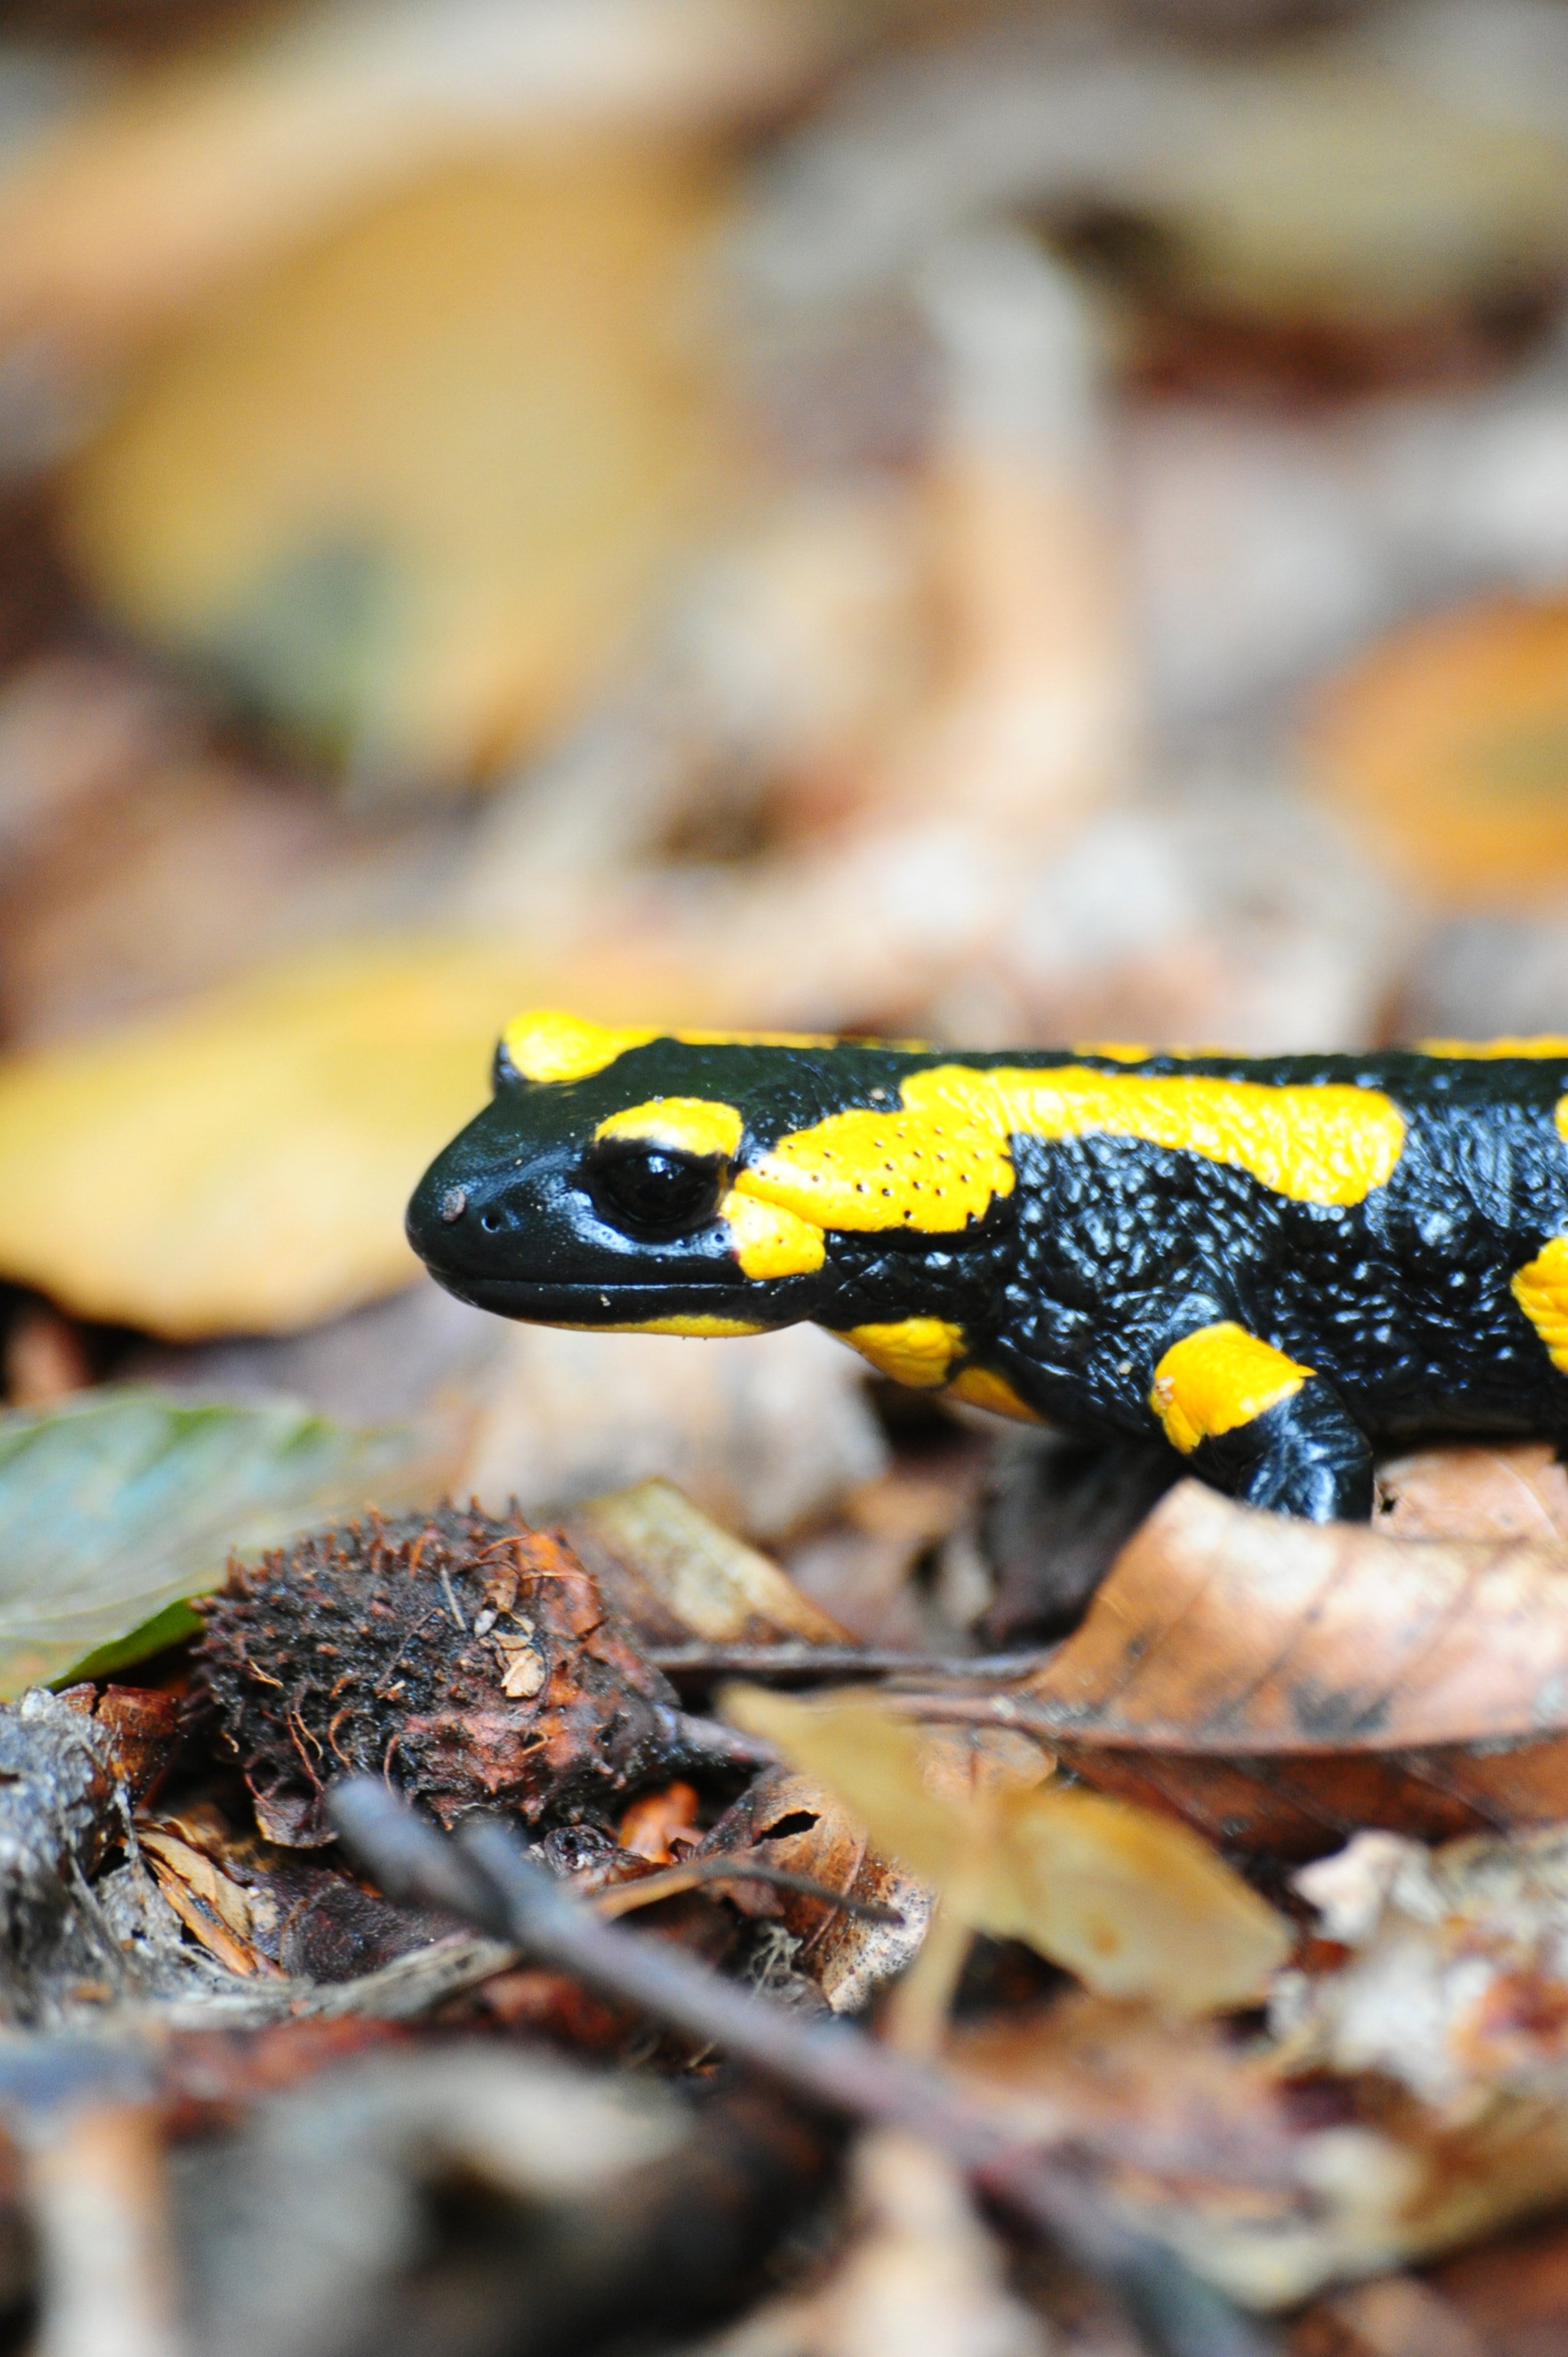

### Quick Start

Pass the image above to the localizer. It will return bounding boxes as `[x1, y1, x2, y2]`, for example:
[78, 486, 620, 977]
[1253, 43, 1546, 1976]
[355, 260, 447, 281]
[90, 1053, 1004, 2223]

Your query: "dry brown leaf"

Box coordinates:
[0, 938, 577, 1335]
[956, 1992, 1568, 2313]
[1377, 1440, 1568, 1545]
[1298, 2277, 1489, 2357]
[67, 149, 734, 786]
[724, 1685, 1289, 2015]
[1004, 1478, 1568, 1853]
[1308, 597, 1568, 907]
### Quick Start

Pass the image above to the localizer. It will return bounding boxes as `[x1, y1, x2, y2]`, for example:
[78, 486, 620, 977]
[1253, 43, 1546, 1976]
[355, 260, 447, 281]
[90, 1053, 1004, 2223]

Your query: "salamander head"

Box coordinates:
[406, 1008, 1006, 1335]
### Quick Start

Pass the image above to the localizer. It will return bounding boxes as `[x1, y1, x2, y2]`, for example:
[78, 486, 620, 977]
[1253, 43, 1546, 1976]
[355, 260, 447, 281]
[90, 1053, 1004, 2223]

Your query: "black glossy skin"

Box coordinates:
[407, 1039, 1568, 1522]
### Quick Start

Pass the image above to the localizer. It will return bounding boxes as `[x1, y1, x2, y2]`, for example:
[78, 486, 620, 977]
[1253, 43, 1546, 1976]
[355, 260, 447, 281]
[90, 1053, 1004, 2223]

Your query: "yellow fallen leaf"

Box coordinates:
[0, 937, 561, 1336]
[66, 149, 736, 786]
[724, 1685, 1291, 2015]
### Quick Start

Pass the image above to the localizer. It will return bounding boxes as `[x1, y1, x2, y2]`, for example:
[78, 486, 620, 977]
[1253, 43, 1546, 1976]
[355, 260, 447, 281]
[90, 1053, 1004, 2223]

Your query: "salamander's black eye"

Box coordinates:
[589, 1147, 724, 1238]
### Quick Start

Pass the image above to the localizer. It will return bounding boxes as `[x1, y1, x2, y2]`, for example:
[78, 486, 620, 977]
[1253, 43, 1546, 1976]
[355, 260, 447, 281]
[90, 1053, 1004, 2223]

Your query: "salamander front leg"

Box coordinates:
[1148, 1319, 1374, 1522]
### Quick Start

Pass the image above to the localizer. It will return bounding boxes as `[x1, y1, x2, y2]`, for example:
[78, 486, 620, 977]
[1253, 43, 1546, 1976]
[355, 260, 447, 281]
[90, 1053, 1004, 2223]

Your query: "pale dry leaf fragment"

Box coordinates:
[482, 1324, 887, 1547]
[136, 1823, 278, 1977]
[498, 1642, 547, 1700]
[569, 1477, 852, 1643]
[724, 1685, 1289, 2013]
[1279, 1822, 1568, 2107]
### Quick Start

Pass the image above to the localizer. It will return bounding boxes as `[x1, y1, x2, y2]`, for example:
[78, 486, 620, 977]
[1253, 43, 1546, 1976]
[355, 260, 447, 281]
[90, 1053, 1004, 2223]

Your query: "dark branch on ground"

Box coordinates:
[330, 1776, 1276, 2357]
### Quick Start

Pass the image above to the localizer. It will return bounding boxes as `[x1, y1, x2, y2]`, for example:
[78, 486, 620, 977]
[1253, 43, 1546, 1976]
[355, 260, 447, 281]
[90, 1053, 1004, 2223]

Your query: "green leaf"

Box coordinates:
[0, 1387, 430, 1695]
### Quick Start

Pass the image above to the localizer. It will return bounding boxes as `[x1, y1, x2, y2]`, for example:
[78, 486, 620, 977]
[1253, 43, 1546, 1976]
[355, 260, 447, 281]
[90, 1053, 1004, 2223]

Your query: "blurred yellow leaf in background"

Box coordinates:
[0, 940, 554, 1335]
[65, 150, 736, 787]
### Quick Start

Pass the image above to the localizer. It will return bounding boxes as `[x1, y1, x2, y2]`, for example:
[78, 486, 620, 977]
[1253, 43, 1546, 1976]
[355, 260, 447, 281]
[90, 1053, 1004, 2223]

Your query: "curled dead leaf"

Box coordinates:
[1003, 1479, 1568, 1854]
[697, 1767, 929, 2015]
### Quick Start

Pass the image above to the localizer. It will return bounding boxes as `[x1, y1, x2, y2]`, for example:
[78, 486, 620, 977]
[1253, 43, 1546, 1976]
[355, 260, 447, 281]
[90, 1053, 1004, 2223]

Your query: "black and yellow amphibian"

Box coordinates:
[406, 1009, 1568, 1523]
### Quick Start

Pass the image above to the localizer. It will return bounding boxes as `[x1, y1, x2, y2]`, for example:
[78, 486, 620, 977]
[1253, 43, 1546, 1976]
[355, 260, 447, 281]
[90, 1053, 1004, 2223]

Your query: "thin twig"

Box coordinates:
[646, 1644, 1062, 1682]
[872, 1691, 1067, 1739]
[660, 1708, 779, 1770]
[593, 1849, 904, 1924]
[329, 1779, 1275, 2357]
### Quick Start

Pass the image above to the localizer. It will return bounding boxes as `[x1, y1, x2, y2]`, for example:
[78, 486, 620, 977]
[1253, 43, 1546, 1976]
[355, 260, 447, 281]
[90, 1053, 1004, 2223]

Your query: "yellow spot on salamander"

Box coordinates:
[1150, 1322, 1312, 1454]
[946, 1365, 1042, 1421]
[1512, 1237, 1568, 1373]
[505, 1011, 659, 1082]
[502, 1009, 847, 1084]
[594, 1098, 743, 1160]
[988, 1068, 1405, 1208]
[834, 1317, 964, 1388]
[740, 1067, 1013, 1234]
[721, 1190, 825, 1280]
[1419, 1036, 1568, 1058]
[735, 1064, 1405, 1234]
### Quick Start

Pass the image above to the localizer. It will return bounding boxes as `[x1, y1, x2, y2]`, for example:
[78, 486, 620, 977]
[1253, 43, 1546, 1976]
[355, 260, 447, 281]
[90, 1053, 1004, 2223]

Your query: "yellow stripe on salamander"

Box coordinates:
[737, 1065, 1406, 1234]
[547, 1313, 769, 1336]
[1418, 1036, 1568, 1058]
[1150, 1323, 1313, 1454]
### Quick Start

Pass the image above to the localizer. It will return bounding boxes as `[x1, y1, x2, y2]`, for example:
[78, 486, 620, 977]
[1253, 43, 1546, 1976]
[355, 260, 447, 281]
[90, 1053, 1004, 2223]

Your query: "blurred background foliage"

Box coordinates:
[5, 0, 1568, 1404]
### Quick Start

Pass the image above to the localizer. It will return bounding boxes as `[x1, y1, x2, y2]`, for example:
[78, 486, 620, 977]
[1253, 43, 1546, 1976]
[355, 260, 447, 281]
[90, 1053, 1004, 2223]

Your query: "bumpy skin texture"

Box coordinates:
[407, 1022, 1568, 1523]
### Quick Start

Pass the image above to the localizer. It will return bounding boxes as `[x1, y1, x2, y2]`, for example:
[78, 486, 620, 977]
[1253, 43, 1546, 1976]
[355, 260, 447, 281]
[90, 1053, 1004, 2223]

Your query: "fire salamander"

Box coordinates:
[406, 1009, 1568, 1522]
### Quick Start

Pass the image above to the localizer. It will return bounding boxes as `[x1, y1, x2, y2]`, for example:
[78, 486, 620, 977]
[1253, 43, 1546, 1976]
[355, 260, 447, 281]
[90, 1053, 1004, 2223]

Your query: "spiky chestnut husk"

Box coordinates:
[193, 1502, 682, 1846]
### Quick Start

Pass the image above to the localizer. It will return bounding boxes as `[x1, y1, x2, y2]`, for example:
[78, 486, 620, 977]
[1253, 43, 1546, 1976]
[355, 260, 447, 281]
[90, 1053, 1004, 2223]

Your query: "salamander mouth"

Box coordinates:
[416, 1265, 770, 1326]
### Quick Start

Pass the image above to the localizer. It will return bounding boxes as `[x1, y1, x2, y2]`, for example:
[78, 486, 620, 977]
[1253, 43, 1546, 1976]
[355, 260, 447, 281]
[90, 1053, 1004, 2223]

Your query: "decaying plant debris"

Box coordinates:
[194, 1502, 689, 1845]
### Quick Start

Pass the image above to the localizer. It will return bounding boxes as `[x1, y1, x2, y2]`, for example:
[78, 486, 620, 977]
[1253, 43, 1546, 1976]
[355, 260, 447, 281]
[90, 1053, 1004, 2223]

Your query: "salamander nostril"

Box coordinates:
[479, 1208, 505, 1233]
[439, 1187, 468, 1224]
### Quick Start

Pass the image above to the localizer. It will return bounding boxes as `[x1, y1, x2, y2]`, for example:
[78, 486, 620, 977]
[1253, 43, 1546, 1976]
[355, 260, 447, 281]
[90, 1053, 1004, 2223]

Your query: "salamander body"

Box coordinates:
[406, 1009, 1568, 1522]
